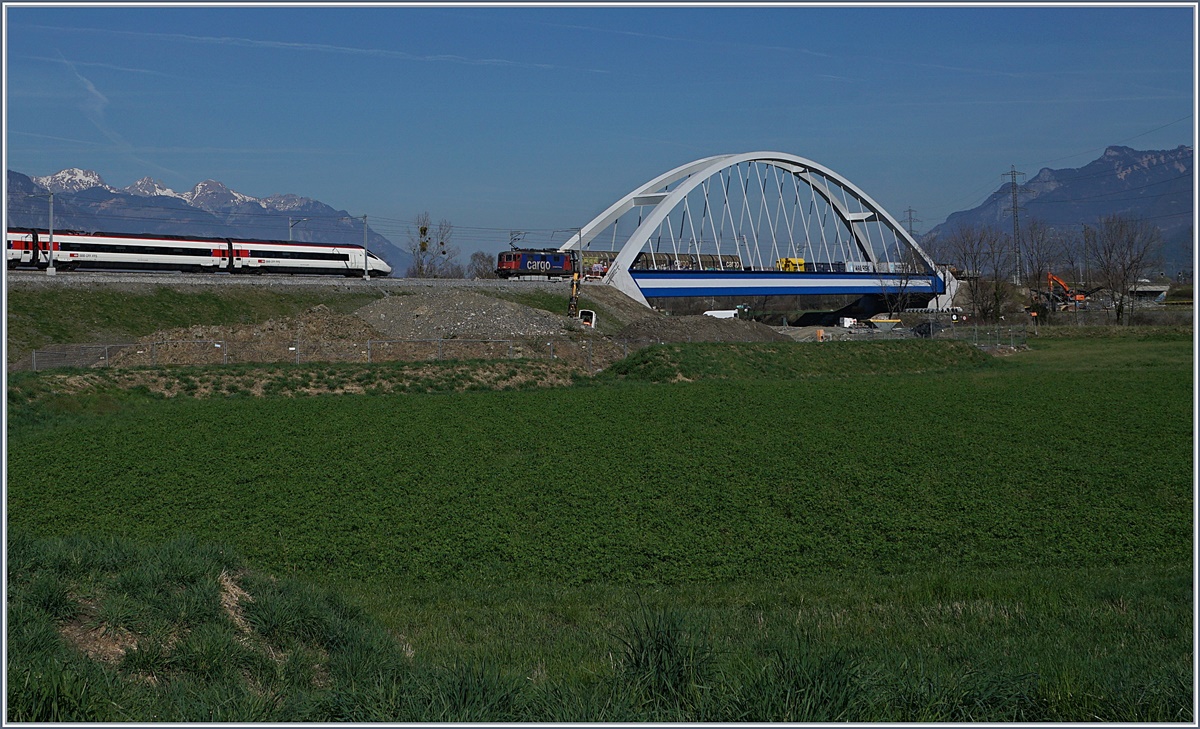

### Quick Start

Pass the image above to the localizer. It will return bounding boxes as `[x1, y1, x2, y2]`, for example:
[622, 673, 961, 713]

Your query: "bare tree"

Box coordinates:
[1056, 227, 1087, 289]
[945, 225, 985, 320]
[917, 232, 947, 266]
[1021, 218, 1061, 300]
[944, 224, 1015, 321]
[876, 245, 926, 318]
[986, 230, 1019, 321]
[405, 212, 461, 278]
[1084, 214, 1161, 324]
[467, 250, 498, 279]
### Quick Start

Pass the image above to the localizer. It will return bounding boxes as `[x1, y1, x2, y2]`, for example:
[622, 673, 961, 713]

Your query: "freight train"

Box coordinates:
[496, 248, 745, 279]
[5, 228, 393, 277]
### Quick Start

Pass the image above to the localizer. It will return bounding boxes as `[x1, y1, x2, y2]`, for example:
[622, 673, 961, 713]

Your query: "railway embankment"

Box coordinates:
[5, 272, 784, 370]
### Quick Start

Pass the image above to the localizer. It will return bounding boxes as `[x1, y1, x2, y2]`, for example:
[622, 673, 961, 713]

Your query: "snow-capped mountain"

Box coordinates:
[260, 193, 317, 213]
[31, 168, 118, 195]
[5, 169, 409, 275]
[182, 179, 263, 213]
[124, 177, 184, 199]
[108, 176, 319, 214]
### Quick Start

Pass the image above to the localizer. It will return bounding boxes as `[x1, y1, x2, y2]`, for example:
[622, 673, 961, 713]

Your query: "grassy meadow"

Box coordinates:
[6, 331, 1194, 721]
[5, 285, 385, 362]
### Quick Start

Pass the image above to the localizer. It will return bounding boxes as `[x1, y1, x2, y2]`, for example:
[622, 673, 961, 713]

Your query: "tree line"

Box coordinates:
[405, 208, 1182, 326]
[922, 213, 1176, 324]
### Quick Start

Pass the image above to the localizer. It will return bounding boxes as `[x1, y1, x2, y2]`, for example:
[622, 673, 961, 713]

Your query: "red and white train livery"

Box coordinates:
[6, 228, 392, 277]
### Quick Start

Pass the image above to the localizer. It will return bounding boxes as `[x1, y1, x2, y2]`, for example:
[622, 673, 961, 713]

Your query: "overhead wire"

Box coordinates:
[10, 116, 1193, 251]
[925, 117, 1194, 228]
[1017, 113, 1193, 168]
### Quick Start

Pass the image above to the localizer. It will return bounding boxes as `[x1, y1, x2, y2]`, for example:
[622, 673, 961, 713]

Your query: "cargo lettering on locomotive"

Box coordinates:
[496, 249, 578, 279]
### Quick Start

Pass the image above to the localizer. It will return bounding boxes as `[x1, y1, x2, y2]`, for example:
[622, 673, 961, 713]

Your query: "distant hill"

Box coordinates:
[924, 145, 1194, 274]
[5, 169, 412, 275]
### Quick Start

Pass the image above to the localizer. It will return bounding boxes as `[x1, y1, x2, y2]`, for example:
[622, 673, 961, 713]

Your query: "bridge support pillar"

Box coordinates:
[603, 264, 651, 307]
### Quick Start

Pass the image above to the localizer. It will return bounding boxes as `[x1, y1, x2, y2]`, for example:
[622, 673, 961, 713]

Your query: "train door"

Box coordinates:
[225, 239, 244, 272]
[7, 231, 35, 268]
[33, 231, 49, 269]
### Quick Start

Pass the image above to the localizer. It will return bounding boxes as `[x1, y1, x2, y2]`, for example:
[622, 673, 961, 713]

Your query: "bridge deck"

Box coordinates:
[628, 270, 947, 298]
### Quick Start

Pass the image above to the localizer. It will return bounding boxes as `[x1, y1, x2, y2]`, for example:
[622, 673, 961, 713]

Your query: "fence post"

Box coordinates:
[438, 339, 443, 360]
[31, 350, 37, 372]
[367, 340, 372, 363]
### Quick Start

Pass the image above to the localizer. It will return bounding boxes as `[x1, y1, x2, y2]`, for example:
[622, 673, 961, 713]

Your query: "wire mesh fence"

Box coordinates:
[929, 323, 1029, 348]
[26, 344, 131, 372]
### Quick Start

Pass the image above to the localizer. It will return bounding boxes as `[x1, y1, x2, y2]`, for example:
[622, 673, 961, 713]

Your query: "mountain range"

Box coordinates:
[5, 169, 412, 275]
[924, 145, 1193, 274]
[6, 144, 1194, 278]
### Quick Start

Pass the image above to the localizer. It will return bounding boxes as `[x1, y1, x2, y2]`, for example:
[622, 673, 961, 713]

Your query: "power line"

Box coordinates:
[1019, 113, 1193, 168]
[928, 117, 1194, 221]
[1027, 177, 1192, 206]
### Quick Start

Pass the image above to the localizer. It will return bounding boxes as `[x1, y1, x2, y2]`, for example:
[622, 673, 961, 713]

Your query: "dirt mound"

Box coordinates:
[357, 289, 584, 340]
[147, 304, 379, 343]
[108, 305, 382, 366]
[615, 315, 790, 343]
[49, 287, 800, 371]
[576, 283, 661, 327]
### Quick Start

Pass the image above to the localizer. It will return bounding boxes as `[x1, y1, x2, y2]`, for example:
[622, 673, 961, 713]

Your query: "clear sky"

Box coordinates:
[4, 3, 1196, 253]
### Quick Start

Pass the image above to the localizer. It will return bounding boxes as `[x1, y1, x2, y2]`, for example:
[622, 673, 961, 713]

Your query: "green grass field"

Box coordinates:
[5, 286, 385, 361]
[6, 334, 1194, 720]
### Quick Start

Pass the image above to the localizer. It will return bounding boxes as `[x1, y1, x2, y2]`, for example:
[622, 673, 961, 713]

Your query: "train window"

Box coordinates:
[57, 241, 215, 256]
[247, 249, 349, 261]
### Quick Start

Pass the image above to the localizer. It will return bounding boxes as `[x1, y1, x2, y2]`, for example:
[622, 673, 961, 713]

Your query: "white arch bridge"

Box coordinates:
[556, 152, 957, 310]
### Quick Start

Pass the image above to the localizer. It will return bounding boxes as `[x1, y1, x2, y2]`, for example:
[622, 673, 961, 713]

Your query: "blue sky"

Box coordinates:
[4, 3, 1195, 253]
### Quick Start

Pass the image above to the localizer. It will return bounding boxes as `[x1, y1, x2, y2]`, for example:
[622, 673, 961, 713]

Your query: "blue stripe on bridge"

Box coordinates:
[628, 270, 947, 298]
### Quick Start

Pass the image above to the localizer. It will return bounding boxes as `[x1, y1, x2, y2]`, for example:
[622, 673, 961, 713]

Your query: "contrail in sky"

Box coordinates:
[528, 20, 835, 60]
[525, 19, 1054, 79]
[25, 24, 608, 73]
[53, 51, 181, 179]
[9, 130, 111, 147]
[27, 55, 181, 78]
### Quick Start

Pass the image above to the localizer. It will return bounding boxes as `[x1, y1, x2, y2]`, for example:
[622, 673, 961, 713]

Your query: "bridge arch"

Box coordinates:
[559, 152, 946, 307]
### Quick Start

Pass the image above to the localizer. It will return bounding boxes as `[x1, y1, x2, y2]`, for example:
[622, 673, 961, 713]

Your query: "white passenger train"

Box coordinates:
[5, 228, 392, 277]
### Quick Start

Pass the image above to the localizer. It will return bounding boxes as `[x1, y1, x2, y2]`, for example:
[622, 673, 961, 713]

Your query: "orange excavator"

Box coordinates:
[1048, 273, 1088, 304]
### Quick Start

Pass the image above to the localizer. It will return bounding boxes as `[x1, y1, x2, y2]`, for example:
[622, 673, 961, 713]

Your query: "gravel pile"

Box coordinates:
[28, 281, 809, 371]
[356, 289, 584, 341]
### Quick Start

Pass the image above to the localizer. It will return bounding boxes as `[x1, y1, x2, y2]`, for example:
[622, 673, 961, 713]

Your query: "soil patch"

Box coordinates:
[616, 315, 790, 343]
[356, 289, 584, 340]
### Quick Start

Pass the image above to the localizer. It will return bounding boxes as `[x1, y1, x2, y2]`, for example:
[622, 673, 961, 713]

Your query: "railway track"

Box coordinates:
[5, 270, 575, 293]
